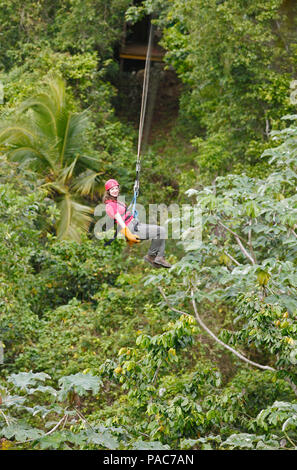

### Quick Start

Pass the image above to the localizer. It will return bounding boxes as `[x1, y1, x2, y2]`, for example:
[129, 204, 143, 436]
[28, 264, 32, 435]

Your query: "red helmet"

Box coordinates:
[105, 179, 119, 191]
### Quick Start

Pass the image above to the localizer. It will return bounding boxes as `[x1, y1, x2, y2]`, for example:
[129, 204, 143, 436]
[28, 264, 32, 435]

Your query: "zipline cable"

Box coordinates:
[104, 23, 154, 246]
[137, 22, 154, 165]
[130, 22, 154, 218]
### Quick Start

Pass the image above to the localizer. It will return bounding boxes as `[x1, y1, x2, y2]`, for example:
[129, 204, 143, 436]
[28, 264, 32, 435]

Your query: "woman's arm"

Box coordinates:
[115, 212, 140, 244]
[114, 212, 126, 229]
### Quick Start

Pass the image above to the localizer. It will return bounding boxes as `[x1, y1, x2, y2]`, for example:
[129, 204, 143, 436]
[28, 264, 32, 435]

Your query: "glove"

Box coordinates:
[120, 226, 141, 245]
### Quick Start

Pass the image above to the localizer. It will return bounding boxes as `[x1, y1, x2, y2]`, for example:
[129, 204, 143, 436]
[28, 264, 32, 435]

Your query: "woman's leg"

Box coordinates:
[127, 220, 166, 257]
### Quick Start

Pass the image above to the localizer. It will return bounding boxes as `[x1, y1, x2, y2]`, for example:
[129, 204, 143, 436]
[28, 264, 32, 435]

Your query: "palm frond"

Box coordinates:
[0, 124, 55, 171]
[8, 146, 55, 172]
[18, 96, 58, 141]
[56, 195, 94, 242]
[0, 125, 36, 145]
[45, 75, 66, 114]
[0, 76, 99, 242]
[56, 194, 72, 240]
[75, 153, 102, 173]
[17, 76, 66, 149]
[71, 169, 102, 198]
[58, 156, 79, 185]
[58, 110, 90, 165]
[59, 111, 72, 166]
[45, 181, 69, 196]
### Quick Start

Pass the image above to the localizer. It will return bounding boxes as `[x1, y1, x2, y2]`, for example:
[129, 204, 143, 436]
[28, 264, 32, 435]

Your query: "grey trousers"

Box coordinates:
[126, 219, 166, 257]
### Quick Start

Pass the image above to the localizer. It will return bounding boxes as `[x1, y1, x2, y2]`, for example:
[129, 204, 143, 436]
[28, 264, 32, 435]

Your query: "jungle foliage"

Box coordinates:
[1, 0, 297, 452]
[129, 0, 297, 177]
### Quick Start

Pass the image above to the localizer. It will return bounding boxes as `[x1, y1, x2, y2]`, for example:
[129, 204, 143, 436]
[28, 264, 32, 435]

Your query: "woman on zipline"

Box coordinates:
[103, 179, 172, 268]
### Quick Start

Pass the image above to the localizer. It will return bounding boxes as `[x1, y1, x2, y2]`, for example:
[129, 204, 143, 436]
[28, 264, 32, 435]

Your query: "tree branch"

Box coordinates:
[15, 413, 67, 445]
[158, 286, 192, 318]
[217, 220, 246, 243]
[224, 251, 240, 266]
[152, 363, 161, 385]
[74, 407, 96, 433]
[190, 289, 274, 371]
[218, 221, 255, 265]
[158, 285, 274, 371]
[248, 219, 257, 263]
[265, 118, 270, 139]
[0, 409, 10, 426]
[159, 286, 297, 397]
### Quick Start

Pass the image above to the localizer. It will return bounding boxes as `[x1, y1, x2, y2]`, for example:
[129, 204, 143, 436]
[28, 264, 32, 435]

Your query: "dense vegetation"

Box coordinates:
[1, 0, 297, 451]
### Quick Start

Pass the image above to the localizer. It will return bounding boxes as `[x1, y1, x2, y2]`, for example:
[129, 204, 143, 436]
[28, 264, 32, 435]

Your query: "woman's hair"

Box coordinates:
[102, 189, 118, 203]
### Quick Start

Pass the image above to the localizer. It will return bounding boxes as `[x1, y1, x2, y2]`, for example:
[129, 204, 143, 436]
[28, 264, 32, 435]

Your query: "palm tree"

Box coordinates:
[0, 76, 103, 241]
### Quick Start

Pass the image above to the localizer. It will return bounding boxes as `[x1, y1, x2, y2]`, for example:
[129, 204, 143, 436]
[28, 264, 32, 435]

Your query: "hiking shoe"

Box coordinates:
[144, 254, 161, 268]
[154, 256, 172, 268]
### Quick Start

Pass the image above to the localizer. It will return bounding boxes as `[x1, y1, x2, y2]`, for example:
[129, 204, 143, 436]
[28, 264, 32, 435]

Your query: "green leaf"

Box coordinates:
[38, 431, 86, 449]
[24, 404, 63, 419]
[7, 371, 51, 391]
[1, 422, 45, 442]
[132, 440, 170, 450]
[86, 429, 119, 449]
[58, 372, 102, 400]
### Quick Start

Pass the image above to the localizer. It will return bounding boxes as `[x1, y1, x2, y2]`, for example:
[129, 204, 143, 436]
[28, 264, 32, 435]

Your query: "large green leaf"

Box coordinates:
[58, 372, 102, 400]
[132, 440, 170, 450]
[86, 429, 119, 450]
[71, 169, 102, 197]
[56, 195, 94, 241]
[38, 431, 86, 450]
[7, 371, 51, 391]
[1, 422, 45, 441]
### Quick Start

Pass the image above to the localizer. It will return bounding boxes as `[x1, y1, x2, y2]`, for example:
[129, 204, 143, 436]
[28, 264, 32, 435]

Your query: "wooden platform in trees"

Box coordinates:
[119, 43, 164, 61]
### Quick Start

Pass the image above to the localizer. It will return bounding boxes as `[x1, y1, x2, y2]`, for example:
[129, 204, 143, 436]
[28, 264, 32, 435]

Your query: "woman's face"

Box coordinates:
[109, 184, 120, 197]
